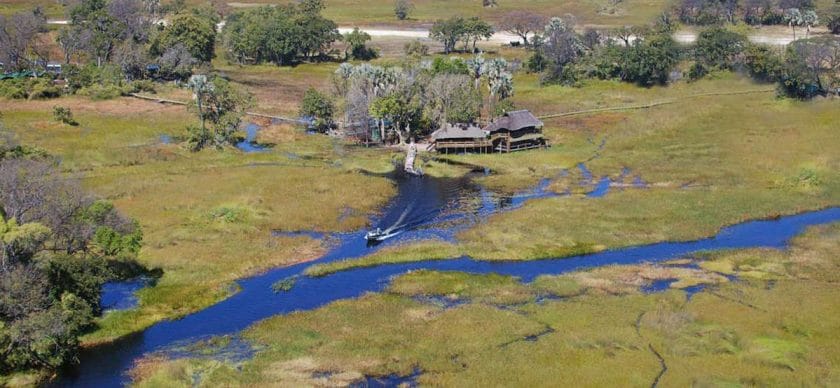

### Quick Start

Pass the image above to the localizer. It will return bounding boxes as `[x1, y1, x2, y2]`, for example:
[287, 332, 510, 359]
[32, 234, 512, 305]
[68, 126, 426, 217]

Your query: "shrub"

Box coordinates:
[77, 84, 124, 100]
[743, 44, 784, 82]
[695, 27, 747, 70]
[127, 80, 157, 94]
[0, 80, 29, 99]
[394, 0, 413, 20]
[299, 88, 334, 131]
[688, 62, 709, 81]
[526, 51, 549, 73]
[53, 106, 78, 126]
[404, 40, 429, 57]
[27, 79, 61, 100]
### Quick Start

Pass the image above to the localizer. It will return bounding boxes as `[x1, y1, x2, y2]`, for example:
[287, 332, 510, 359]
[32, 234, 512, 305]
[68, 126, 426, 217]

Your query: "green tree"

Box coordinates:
[462, 17, 494, 52]
[343, 28, 377, 60]
[299, 88, 334, 131]
[430, 17, 466, 54]
[187, 75, 254, 151]
[695, 27, 747, 70]
[744, 43, 784, 82]
[0, 217, 50, 270]
[620, 33, 680, 86]
[151, 13, 216, 62]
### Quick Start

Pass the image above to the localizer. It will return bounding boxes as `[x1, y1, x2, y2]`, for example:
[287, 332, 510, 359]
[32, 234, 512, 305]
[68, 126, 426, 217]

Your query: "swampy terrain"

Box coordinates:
[1, 26, 839, 386]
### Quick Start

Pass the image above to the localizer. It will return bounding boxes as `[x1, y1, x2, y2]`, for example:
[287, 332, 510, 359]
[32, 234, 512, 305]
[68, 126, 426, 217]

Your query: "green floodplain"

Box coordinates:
[1, 1, 840, 386]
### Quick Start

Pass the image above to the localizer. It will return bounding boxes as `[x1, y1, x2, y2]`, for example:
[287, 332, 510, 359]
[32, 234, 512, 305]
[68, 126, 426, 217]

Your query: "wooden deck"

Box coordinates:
[432, 134, 549, 153]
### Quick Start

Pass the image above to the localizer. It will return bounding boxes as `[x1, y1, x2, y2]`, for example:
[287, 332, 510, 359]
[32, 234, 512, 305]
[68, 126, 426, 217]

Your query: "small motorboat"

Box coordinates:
[365, 228, 387, 241]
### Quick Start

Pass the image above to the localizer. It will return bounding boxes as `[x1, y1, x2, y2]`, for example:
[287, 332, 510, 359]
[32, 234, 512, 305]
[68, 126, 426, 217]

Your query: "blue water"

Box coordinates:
[236, 123, 267, 153]
[55, 173, 840, 387]
[159, 134, 172, 145]
[100, 278, 152, 312]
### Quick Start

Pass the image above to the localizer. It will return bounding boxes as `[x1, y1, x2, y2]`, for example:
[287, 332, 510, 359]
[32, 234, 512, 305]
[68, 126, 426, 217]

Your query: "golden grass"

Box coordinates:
[132, 223, 840, 387]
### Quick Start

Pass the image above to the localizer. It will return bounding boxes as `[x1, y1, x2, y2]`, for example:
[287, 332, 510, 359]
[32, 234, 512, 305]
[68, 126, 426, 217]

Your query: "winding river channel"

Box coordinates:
[55, 172, 840, 387]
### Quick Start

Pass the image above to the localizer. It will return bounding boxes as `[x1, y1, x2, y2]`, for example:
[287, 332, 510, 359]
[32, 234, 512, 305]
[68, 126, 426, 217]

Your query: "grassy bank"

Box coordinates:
[131, 222, 840, 386]
[0, 96, 398, 343]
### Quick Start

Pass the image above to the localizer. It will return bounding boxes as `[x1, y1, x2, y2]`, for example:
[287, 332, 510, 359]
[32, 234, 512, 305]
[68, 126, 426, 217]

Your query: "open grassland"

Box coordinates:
[0, 96, 397, 343]
[131, 223, 840, 387]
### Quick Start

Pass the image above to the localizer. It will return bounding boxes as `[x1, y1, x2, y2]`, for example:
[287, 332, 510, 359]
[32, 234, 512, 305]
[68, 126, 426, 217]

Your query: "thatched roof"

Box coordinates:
[431, 123, 487, 140]
[483, 110, 543, 133]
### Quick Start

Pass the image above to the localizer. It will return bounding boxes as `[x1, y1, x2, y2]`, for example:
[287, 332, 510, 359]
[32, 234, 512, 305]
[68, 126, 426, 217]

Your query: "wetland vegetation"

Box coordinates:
[0, 0, 838, 386]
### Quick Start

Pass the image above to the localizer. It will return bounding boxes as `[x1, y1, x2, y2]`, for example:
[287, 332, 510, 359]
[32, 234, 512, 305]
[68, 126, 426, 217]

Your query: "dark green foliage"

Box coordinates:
[526, 51, 549, 73]
[744, 44, 784, 82]
[299, 88, 334, 131]
[823, 5, 840, 34]
[619, 34, 681, 86]
[62, 64, 123, 94]
[695, 28, 747, 70]
[688, 62, 709, 81]
[0, 144, 151, 374]
[778, 36, 840, 99]
[223, 3, 340, 65]
[343, 28, 378, 60]
[150, 13, 216, 62]
[0, 78, 61, 100]
[429, 16, 492, 54]
[430, 17, 466, 54]
[430, 57, 469, 75]
[53, 106, 78, 126]
[45, 256, 109, 313]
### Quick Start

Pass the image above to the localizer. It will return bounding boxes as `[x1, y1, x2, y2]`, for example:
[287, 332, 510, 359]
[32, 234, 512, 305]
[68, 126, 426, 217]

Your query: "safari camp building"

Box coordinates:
[430, 110, 548, 153]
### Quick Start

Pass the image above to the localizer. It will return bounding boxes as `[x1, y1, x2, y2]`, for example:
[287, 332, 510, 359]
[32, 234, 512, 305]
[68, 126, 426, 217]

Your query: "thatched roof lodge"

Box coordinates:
[430, 110, 548, 153]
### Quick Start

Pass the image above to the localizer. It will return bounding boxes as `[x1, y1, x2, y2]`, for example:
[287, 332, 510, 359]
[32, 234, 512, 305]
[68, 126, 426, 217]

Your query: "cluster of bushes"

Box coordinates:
[674, 0, 822, 26]
[0, 78, 60, 100]
[525, 16, 839, 99]
[0, 127, 154, 375]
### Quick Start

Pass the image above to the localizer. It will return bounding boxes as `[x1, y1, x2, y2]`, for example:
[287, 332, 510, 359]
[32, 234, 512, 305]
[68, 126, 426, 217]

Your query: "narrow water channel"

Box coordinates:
[55, 173, 840, 387]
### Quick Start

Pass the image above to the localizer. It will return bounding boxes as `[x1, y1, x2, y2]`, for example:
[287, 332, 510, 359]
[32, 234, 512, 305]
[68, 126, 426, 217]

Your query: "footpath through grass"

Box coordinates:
[131, 222, 840, 387]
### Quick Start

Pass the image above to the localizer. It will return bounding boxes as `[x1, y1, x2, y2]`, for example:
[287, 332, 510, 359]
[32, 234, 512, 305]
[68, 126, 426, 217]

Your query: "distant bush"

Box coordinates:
[77, 84, 124, 100]
[0, 78, 61, 100]
[688, 62, 709, 81]
[404, 40, 429, 57]
[394, 0, 413, 20]
[27, 79, 61, 100]
[53, 106, 78, 126]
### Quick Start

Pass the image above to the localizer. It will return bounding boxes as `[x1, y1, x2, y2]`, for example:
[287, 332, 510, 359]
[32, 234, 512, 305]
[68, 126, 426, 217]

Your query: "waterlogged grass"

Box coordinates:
[454, 76, 840, 260]
[132, 223, 840, 386]
[305, 240, 460, 277]
[1, 97, 398, 344]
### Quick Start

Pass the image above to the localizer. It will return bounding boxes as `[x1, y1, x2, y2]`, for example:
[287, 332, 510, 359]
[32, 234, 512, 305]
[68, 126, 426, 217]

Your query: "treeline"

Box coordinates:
[0, 126, 155, 375]
[524, 16, 840, 99]
[674, 0, 840, 32]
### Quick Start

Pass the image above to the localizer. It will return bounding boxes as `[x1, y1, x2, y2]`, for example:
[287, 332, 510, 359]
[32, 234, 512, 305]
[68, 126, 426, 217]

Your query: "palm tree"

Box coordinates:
[802, 10, 819, 39]
[784, 8, 804, 40]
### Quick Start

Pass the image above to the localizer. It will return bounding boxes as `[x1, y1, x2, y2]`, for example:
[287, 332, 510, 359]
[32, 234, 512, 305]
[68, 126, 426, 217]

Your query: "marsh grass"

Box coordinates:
[133, 223, 840, 387]
[2, 97, 399, 344]
[305, 240, 460, 277]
